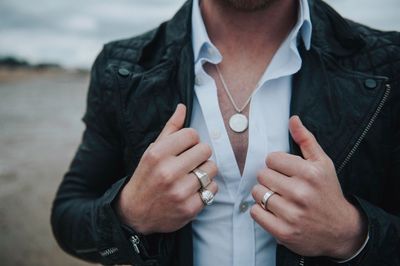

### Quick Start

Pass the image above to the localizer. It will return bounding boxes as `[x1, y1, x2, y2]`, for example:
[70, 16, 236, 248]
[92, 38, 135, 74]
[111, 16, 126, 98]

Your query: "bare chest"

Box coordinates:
[217, 87, 250, 175]
[204, 62, 268, 175]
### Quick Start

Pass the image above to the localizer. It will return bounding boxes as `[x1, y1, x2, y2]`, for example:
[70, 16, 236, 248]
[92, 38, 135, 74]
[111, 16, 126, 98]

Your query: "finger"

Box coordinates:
[289, 116, 325, 161]
[198, 180, 218, 204]
[265, 152, 309, 178]
[202, 180, 218, 195]
[252, 184, 297, 222]
[184, 160, 218, 193]
[174, 142, 213, 175]
[152, 127, 200, 157]
[156, 103, 186, 141]
[250, 204, 291, 239]
[257, 167, 296, 196]
[186, 180, 219, 213]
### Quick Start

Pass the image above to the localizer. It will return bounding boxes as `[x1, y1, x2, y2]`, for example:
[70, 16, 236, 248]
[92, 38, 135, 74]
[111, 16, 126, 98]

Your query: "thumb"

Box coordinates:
[289, 115, 325, 161]
[156, 103, 186, 141]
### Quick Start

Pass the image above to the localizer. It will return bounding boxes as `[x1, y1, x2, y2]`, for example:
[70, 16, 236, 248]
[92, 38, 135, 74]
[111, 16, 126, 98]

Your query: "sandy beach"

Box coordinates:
[0, 68, 92, 265]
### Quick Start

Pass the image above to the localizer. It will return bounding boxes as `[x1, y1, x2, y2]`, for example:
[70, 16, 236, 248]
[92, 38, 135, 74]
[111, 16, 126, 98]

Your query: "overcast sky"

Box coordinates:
[0, 0, 399, 69]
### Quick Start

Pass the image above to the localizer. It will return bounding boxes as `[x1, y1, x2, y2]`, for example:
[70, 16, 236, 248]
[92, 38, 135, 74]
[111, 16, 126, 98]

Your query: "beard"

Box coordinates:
[218, 0, 276, 11]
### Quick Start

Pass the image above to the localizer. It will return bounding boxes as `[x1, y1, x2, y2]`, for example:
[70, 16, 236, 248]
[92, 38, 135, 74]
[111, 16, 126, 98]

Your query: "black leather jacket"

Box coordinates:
[51, 0, 400, 265]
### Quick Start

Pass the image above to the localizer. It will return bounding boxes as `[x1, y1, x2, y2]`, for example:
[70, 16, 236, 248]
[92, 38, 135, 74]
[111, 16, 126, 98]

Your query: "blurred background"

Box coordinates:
[0, 0, 399, 265]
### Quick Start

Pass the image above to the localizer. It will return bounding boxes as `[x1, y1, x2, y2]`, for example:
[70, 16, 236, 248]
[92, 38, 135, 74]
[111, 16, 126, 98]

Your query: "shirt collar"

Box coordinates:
[191, 0, 312, 63]
[298, 0, 312, 50]
[191, 0, 221, 64]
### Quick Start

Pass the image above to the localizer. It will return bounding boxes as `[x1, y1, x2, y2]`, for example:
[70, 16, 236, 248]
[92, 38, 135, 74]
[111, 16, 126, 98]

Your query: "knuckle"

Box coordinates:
[279, 228, 298, 244]
[278, 231, 290, 243]
[207, 181, 218, 194]
[178, 200, 199, 220]
[158, 166, 175, 185]
[143, 148, 159, 164]
[183, 206, 197, 220]
[325, 157, 335, 169]
[292, 186, 310, 205]
[292, 227, 302, 239]
[208, 161, 218, 177]
[307, 133, 317, 144]
[212, 181, 219, 194]
[186, 203, 199, 218]
[265, 154, 275, 167]
[303, 166, 322, 186]
[256, 169, 267, 183]
[199, 143, 212, 158]
[266, 152, 283, 167]
[250, 205, 258, 219]
[251, 186, 258, 199]
[169, 189, 186, 203]
[184, 128, 200, 144]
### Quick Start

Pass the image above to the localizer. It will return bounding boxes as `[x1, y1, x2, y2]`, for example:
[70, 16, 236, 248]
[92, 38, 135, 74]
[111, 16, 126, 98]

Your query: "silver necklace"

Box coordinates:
[215, 64, 254, 133]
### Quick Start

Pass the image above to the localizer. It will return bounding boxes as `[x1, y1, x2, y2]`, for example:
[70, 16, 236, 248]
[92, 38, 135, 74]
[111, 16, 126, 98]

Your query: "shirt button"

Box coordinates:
[195, 76, 203, 86]
[210, 129, 221, 140]
[239, 201, 249, 213]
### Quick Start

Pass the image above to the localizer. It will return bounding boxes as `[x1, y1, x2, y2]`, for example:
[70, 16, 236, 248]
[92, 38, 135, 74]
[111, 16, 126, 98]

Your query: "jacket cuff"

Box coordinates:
[341, 195, 397, 265]
[322, 195, 370, 265]
[92, 176, 173, 265]
[333, 232, 369, 264]
[91, 177, 138, 264]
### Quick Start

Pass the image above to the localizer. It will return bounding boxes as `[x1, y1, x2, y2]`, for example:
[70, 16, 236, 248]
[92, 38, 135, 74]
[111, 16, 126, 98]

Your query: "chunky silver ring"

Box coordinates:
[199, 189, 214, 206]
[193, 168, 211, 189]
[260, 190, 275, 209]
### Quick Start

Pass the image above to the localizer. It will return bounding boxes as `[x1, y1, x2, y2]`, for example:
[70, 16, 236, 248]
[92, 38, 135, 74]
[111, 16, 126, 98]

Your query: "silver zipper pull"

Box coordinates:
[130, 235, 140, 254]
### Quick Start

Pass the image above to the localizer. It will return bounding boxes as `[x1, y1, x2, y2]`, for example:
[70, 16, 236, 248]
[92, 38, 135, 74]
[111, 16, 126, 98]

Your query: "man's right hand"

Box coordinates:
[116, 104, 218, 235]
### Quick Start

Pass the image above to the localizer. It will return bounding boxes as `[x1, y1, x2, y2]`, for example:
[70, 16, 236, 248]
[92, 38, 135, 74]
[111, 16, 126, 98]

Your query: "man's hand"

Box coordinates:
[251, 116, 367, 259]
[116, 104, 218, 235]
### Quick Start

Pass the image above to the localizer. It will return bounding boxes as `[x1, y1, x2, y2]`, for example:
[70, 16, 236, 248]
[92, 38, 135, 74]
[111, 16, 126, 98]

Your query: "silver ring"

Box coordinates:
[199, 189, 214, 206]
[260, 190, 275, 209]
[193, 168, 211, 189]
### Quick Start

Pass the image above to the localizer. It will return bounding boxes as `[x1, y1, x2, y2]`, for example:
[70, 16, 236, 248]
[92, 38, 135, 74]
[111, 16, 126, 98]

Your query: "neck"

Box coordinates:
[200, 0, 298, 62]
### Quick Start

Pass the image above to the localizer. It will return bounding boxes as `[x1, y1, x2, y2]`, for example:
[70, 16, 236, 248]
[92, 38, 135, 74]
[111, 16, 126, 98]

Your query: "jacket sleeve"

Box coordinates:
[50, 47, 169, 265]
[340, 79, 400, 266]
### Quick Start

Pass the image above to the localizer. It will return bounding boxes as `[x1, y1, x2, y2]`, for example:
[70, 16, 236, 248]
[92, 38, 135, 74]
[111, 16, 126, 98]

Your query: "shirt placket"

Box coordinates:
[195, 67, 267, 266]
[194, 68, 241, 202]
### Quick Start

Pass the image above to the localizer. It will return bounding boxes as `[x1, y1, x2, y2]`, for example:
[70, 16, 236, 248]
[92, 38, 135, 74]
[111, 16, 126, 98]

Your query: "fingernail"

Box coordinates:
[174, 103, 182, 112]
[296, 116, 303, 126]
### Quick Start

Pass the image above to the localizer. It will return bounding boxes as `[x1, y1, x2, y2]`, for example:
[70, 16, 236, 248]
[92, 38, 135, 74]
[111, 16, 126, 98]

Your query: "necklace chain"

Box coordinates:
[215, 64, 254, 113]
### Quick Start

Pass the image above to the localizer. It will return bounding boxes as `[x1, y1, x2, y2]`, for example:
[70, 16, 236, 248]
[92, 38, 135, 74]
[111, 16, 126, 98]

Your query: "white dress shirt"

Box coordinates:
[190, 0, 312, 265]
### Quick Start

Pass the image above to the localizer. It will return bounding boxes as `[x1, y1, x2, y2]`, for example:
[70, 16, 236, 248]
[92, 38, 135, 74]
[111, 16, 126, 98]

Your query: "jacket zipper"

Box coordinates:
[298, 82, 391, 266]
[130, 235, 141, 254]
[337, 83, 391, 174]
[299, 256, 305, 266]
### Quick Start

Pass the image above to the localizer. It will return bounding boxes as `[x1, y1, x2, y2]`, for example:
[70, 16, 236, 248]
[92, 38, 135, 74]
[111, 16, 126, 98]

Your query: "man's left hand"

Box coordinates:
[251, 116, 367, 259]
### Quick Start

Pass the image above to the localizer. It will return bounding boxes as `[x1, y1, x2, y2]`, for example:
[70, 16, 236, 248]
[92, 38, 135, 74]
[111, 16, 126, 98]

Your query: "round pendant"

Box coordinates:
[229, 113, 248, 133]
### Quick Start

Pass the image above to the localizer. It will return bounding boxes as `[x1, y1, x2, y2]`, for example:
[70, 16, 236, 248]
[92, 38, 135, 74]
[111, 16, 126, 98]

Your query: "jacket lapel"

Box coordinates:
[288, 0, 389, 176]
[290, 46, 389, 176]
[118, 0, 193, 149]
[176, 41, 195, 127]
